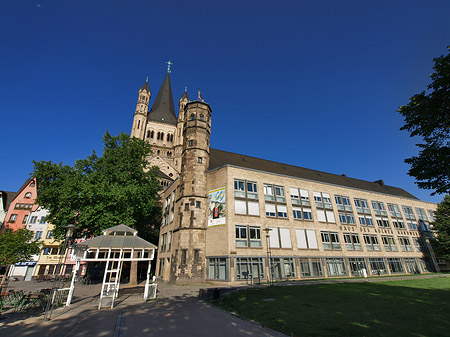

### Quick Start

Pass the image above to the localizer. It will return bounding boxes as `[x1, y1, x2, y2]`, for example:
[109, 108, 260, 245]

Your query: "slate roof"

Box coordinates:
[1, 191, 17, 211]
[208, 148, 419, 200]
[74, 224, 157, 250]
[148, 73, 177, 125]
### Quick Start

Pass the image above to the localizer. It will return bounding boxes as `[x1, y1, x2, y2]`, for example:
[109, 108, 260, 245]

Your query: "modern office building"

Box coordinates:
[130, 70, 442, 284]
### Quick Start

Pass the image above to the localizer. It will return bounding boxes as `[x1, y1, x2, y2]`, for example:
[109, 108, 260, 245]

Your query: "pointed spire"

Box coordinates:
[148, 73, 177, 125]
[140, 78, 150, 93]
[180, 87, 189, 101]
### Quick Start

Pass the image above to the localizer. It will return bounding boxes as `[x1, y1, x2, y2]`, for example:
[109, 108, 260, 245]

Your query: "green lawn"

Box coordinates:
[216, 277, 450, 337]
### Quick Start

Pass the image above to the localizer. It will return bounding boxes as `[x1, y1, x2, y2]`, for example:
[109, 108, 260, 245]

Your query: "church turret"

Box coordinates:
[169, 100, 212, 283]
[131, 80, 151, 139]
[174, 89, 190, 172]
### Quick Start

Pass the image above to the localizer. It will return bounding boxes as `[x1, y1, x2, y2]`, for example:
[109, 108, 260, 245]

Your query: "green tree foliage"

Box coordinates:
[32, 131, 162, 243]
[398, 46, 450, 195]
[431, 195, 450, 259]
[0, 228, 41, 266]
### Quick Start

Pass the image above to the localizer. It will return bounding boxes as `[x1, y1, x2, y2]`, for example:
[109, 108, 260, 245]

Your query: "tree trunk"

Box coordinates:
[129, 254, 138, 286]
[0, 264, 11, 319]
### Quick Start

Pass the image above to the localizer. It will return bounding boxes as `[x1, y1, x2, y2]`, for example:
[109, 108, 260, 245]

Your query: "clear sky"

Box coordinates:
[1, 0, 449, 204]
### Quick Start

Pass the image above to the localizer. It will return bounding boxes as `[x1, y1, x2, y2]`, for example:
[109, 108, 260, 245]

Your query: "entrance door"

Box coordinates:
[25, 266, 35, 281]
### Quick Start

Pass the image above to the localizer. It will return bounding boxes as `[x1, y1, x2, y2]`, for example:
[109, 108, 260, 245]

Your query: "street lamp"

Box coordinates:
[263, 228, 273, 286]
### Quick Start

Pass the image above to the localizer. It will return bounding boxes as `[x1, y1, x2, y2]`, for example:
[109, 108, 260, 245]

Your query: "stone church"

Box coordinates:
[130, 69, 444, 285]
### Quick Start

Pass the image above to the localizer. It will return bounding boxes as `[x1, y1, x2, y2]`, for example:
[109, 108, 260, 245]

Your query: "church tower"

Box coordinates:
[169, 100, 212, 283]
[174, 90, 189, 173]
[131, 80, 151, 139]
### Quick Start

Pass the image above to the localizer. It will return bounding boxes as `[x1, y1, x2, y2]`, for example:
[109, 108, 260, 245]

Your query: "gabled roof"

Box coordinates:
[1, 191, 17, 211]
[103, 224, 137, 235]
[208, 148, 419, 200]
[148, 73, 177, 125]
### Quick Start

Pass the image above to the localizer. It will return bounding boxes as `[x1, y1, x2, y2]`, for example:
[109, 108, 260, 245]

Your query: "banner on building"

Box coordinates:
[208, 187, 226, 227]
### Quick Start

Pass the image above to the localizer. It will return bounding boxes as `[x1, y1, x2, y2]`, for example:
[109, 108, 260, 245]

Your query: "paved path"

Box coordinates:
[0, 281, 285, 337]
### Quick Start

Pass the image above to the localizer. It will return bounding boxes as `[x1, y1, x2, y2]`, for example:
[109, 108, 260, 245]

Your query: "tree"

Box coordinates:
[398, 46, 450, 195]
[0, 228, 41, 291]
[33, 131, 162, 243]
[431, 195, 450, 259]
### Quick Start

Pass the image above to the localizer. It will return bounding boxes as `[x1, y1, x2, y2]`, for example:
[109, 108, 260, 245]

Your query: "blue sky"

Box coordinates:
[1, 0, 449, 203]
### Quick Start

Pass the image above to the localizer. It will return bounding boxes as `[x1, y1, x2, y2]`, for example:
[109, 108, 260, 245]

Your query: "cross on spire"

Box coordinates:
[166, 60, 173, 73]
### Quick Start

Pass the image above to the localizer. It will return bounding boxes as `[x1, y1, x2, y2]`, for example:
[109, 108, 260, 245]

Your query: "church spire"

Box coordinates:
[148, 72, 177, 125]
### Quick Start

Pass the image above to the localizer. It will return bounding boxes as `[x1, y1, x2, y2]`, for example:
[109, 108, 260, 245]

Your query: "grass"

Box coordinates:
[216, 277, 450, 337]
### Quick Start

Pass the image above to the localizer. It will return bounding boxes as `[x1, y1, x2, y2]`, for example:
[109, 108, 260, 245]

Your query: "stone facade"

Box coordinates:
[130, 72, 445, 284]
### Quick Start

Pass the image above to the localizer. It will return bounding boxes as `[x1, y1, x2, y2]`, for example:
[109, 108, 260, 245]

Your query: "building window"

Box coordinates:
[207, 258, 229, 280]
[270, 257, 296, 279]
[392, 219, 406, 229]
[348, 258, 368, 276]
[371, 201, 387, 216]
[354, 198, 371, 214]
[267, 227, 292, 248]
[34, 231, 43, 240]
[387, 203, 402, 218]
[369, 258, 388, 275]
[46, 231, 53, 239]
[185, 203, 189, 211]
[375, 217, 390, 228]
[199, 113, 205, 121]
[407, 221, 418, 230]
[22, 215, 29, 224]
[189, 140, 193, 146]
[404, 258, 420, 273]
[196, 201, 201, 208]
[29, 216, 37, 224]
[335, 195, 355, 225]
[190, 113, 195, 120]
[235, 257, 265, 281]
[343, 233, 362, 250]
[295, 229, 318, 249]
[39, 216, 46, 224]
[412, 237, 422, 251]
[398, 237, 413, 251]
[30, 181, 35, 187]
[402, 205, 416, 220]
[290, 188, 312, 221]
[363, 234, 380, 251]
[314, 192, 335, 223]
[8, 214, 17, 223]
[158, 258, 165, 277]
[235, 225, 262, 248]
[299, 258, 323, 277]
[381, 236, 398, 251]
[387, 258, 404, 274]
[181, 249, 187, 265]
[234, 179, 259, 216]
[264, 183, 287, 219]
[358, 215, 374, 226]
[427, 209, 435, 221]
[167, 231, 172, 251]
[24, 192, 32, 198]
[193, 249, 200, 264]
[325, 258, 347, 276]
[160, 233, 167, 252]
[320, 231, 341, 250]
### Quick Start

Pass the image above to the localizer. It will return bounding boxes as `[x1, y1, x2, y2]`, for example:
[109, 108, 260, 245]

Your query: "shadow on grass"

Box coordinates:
[217, 278, 450, 337]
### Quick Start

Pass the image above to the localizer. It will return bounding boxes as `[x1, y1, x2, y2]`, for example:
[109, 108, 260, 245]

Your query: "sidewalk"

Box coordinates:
[0, 281, 285, 337]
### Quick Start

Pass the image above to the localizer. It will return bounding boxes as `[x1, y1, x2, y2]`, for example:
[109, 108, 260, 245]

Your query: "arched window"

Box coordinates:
[24, 192, 32, 198]
[170, 134, 174, 142]
[190, 113, 195, 120]
[157, 132, 160, 140]
[137, 120, 140, 129]
[200, 114, 205, 121]
[157, 150, 160, 155]
[167, 134, 170, 141]
[147, 130, 151, 138]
